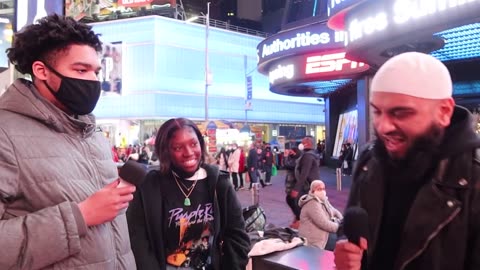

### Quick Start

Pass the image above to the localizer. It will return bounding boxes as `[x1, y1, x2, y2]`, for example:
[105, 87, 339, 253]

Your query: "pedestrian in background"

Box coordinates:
[298, 180, 343, 249]
[284, 147, 302, 229]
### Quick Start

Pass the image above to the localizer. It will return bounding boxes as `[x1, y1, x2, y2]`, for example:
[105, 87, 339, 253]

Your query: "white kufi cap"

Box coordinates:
[371, 52, 452, 99]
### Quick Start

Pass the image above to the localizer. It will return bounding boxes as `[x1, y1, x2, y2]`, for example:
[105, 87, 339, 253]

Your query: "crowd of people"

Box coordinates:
[210, 142, 278, 191]
[1, 13, 479, 270]
[112, 144, 159, 166]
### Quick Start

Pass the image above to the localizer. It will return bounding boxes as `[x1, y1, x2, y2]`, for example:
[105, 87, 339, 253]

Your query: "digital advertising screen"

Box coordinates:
[99, 41, 123, 95]
[15, 0, 64, 32]
[0, 17, 13, 70]
[332, 109, 357, 158]
[65, 0, 176, 22]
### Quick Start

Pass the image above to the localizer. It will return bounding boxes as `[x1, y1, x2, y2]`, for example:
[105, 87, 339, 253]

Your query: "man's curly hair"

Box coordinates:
[6, 14, 102, 75]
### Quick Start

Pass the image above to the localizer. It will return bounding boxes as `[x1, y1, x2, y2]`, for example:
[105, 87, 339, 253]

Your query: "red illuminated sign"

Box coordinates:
[305, 52, 368, 75]
[266, 51, 370, 87]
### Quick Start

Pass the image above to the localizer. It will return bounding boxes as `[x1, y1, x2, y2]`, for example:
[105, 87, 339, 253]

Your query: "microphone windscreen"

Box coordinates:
[343, 206, 369, 246]
[118, 160, 147, 186]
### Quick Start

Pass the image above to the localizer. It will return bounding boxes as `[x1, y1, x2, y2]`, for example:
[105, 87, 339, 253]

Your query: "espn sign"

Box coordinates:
[266, 51, 369, 87]
[305, 52, 369, 76]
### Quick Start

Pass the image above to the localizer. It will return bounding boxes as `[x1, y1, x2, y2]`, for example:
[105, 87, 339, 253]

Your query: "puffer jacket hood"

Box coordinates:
[298, 193, 321, 208]
[0, 79, 96, 137]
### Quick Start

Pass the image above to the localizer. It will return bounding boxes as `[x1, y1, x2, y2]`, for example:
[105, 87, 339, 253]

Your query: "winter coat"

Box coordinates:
[238, 149, 246, 173]
[298, 194, 342, 249]
[294, 150, 320, 193]
[0, 79, 135, 269]
[344, 106, 480, 270]
[228, 148, 241, 173]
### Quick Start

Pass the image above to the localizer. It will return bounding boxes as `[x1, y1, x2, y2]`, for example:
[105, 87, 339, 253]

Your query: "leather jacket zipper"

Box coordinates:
[399, 207, 461, 270]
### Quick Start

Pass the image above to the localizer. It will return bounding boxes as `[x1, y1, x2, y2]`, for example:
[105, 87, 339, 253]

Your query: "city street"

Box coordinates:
[235, 167, 352, 228]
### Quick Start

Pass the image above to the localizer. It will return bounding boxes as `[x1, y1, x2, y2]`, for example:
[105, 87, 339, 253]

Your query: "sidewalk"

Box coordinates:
[235, 167, 352, 228]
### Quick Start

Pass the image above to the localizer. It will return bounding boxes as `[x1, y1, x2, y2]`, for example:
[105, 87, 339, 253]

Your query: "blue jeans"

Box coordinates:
[248, 168, 265, 188]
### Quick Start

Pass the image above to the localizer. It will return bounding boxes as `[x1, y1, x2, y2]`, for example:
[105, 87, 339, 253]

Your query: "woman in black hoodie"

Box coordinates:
[127, 118, 250, 270]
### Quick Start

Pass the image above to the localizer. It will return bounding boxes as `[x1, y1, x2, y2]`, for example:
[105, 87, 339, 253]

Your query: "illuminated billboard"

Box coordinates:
[267, 50, 369, 89]
[332, 109, 357, 158]
[257, 22, 347, 73]
[0, 17, 13, 70]
[65, 0, 176, 22]
[99, 41, 123, 95]
[257, 21, 369, 97]
[15, 0, 64, 32]
[342, 0, 480, 64]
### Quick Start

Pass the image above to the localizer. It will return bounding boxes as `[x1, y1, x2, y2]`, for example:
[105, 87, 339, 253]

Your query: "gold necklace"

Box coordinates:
[172, 171, 195, 192]
[172, 171, 199, 206]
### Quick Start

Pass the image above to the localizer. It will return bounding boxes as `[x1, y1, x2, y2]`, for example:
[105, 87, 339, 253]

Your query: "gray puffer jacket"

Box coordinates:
[298, 194, 342, 249]
[0, 79, 135, 269]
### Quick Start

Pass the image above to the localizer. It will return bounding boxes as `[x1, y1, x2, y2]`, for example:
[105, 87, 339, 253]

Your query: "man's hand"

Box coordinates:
[334, 237, 368, 270]
[78, 179, 136, 226]
[289, 190, 299, 198]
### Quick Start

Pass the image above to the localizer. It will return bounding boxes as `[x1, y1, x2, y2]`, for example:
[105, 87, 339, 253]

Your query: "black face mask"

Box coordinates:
[43, 63, 101, 115]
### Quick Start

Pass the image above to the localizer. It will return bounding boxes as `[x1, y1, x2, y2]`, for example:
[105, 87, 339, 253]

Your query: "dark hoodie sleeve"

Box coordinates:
[126, 173, 162, 270]
[217, 175, 250, 269]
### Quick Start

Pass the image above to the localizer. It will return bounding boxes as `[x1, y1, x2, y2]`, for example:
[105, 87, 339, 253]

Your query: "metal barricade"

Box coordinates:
[336, 168, 342, 191]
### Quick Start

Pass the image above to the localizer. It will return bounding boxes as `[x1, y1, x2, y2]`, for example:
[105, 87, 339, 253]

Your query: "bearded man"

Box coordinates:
[334, 52, 480, 270]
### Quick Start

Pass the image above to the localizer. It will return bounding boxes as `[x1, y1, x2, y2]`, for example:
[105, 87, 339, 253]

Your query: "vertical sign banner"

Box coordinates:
[245, 75, 253, 110]
[99, 41, 123, 95]
[0, 18, 12, 70]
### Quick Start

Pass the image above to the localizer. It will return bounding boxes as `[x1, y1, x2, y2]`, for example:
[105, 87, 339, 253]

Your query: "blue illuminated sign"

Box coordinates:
[344, 0, 480, 58]
[257, 22, 347, 73]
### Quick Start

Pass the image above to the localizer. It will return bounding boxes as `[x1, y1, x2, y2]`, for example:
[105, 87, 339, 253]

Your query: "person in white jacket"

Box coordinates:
[298, 180, 343, 249]
[228, 143, 242, 190]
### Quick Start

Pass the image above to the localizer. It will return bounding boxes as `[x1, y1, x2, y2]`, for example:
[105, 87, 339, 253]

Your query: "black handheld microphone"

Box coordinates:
[343, 206, 369, 246]
[118, 160, 147, 187]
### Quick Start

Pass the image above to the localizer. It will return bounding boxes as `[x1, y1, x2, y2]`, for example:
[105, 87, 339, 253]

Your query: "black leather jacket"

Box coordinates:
[344, 107, 480, 270]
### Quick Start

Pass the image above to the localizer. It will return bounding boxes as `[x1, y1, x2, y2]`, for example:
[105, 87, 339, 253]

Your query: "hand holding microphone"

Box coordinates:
[78, 160, 147, 227]
[334, 207, 369, 270]
[118, 160, 147, 187]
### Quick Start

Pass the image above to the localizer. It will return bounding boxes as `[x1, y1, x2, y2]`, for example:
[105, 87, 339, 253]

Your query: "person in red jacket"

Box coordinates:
[112, 146, 120, 163]
[238, 147, 246, 190]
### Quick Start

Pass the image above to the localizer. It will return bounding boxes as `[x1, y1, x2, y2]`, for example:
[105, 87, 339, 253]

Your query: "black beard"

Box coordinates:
[375, 123, 444, 163]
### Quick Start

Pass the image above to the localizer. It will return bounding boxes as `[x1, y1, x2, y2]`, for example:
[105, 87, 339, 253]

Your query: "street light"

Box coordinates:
[204, 2, 210, 122]
[185, 3, 211, 122]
